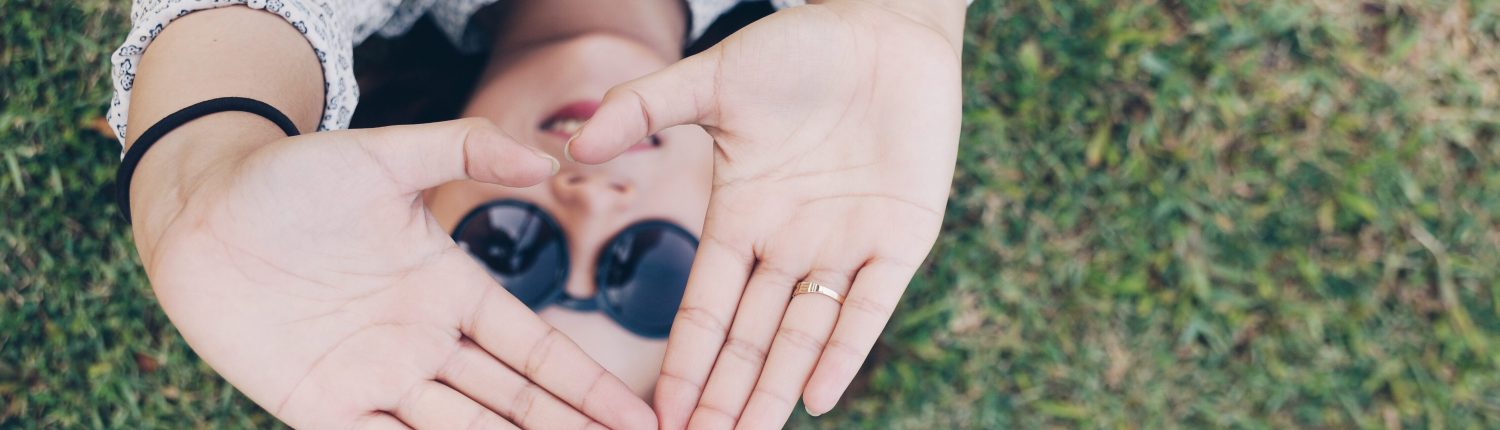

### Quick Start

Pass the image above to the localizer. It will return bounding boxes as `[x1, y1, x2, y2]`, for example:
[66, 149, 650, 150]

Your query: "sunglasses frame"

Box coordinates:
[451, 199, 698, 338]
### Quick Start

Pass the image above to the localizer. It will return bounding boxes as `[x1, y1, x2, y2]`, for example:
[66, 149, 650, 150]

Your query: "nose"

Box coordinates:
[550, 170, 633, 301]
[549, 170, 635, 214]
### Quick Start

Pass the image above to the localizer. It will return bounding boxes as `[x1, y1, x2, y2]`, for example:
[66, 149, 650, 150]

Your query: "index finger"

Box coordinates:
[450, 254, 657, 430]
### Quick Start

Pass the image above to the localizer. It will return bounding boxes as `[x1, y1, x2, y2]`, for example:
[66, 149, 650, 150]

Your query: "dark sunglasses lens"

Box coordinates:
[454, 203, 567, 307]
[597, 223, 698, 337]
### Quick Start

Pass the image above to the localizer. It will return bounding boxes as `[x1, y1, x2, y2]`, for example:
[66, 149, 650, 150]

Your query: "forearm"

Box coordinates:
[125, 5, 322, 261]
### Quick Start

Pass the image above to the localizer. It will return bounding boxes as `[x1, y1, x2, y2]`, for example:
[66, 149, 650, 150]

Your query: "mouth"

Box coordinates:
[540, 100, 660, 153]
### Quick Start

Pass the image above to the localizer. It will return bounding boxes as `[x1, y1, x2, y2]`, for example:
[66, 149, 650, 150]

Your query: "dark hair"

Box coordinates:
[349, 18, 486, 129]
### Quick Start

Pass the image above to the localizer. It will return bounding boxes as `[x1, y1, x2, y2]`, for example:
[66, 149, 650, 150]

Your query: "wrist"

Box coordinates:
[128, 113, 288, 260]
[810, 0, 966, 50]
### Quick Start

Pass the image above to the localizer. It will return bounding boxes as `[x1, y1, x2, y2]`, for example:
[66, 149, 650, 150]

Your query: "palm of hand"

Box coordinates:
[571, 2, 963, 428]
[140, 122, 653, 429]
[148, 141, 470, 427]
[702, 4, 959, 265]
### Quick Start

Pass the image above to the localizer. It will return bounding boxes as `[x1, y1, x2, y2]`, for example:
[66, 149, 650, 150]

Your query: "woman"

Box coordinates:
[422, 0, 718, 399]
[112, 0, 966, 428]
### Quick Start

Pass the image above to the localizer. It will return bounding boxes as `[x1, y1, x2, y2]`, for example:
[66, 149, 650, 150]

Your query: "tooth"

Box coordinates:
[544, 118, 589, 135]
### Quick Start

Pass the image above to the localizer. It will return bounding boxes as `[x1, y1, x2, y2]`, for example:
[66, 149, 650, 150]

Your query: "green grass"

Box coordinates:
[4, 0, 1500, 428]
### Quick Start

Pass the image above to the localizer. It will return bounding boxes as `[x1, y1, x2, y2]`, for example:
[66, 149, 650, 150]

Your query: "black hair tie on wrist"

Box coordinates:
[115, 97, 302, 224]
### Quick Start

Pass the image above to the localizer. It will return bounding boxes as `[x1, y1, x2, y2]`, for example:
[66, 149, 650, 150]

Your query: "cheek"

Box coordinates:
[660, 129, 715, 233]
[460, 59, 574, 141]
[636, 176, 710, 236]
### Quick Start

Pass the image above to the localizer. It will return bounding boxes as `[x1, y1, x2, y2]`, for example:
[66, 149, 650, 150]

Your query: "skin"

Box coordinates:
[122, 0, 965, 428]
[569, 0, 968, 427]
[125, 4, 665, 429]
[426, 1, 712, 398]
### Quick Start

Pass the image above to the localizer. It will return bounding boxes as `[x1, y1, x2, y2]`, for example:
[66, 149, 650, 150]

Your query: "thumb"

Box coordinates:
[567, 49, 722, 165]
[346, 117, 558, 193]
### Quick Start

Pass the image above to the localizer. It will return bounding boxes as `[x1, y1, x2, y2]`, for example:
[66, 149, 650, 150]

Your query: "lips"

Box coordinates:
[540, 101, 600, 138]
[539, 100, 660, 153]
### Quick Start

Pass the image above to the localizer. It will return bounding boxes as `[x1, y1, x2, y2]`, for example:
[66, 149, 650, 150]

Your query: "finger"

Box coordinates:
[737, 272, 851, 429]
[654, 235, 755, 430]
[687, 262, 807, 428]
[351, 412, 411, 430]
[567, 49, 723, 165]
[347, 117, 558, 193]
[439, 340, 604, 430]
[802, 260, 917, 416]
[394, 381, 518, 430]
[460, 281, 657, 430]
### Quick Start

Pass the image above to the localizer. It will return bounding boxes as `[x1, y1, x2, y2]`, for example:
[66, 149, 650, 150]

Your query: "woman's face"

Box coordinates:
[426, 33, 713, 398]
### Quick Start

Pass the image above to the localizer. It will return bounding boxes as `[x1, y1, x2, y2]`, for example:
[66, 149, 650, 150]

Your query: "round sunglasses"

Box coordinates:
[451, 199, 698, 338]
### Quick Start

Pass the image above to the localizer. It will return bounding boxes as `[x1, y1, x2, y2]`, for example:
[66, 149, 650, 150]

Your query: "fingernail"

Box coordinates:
[563, 133, 579, 164]
[806, 405, 825, 417]
[528, 146, 561, 175]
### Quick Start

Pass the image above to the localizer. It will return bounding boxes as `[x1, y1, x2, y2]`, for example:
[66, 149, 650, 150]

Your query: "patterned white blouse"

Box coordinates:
[108, 0, 814, 144]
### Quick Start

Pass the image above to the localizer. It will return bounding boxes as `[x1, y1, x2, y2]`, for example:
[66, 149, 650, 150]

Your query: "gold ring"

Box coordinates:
[793, 281, 844, 304]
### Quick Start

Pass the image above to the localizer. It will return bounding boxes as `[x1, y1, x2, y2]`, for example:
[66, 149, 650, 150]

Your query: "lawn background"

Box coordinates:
[4, 0, 1500, 428]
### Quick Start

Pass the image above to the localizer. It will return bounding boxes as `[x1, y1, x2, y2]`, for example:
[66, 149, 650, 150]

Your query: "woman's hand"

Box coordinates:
[566, 0, 966, 428]
[129, 117, 656, 430]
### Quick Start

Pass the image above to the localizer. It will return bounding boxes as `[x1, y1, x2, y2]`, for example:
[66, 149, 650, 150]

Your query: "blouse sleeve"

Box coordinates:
[107, 0, 427, 145]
